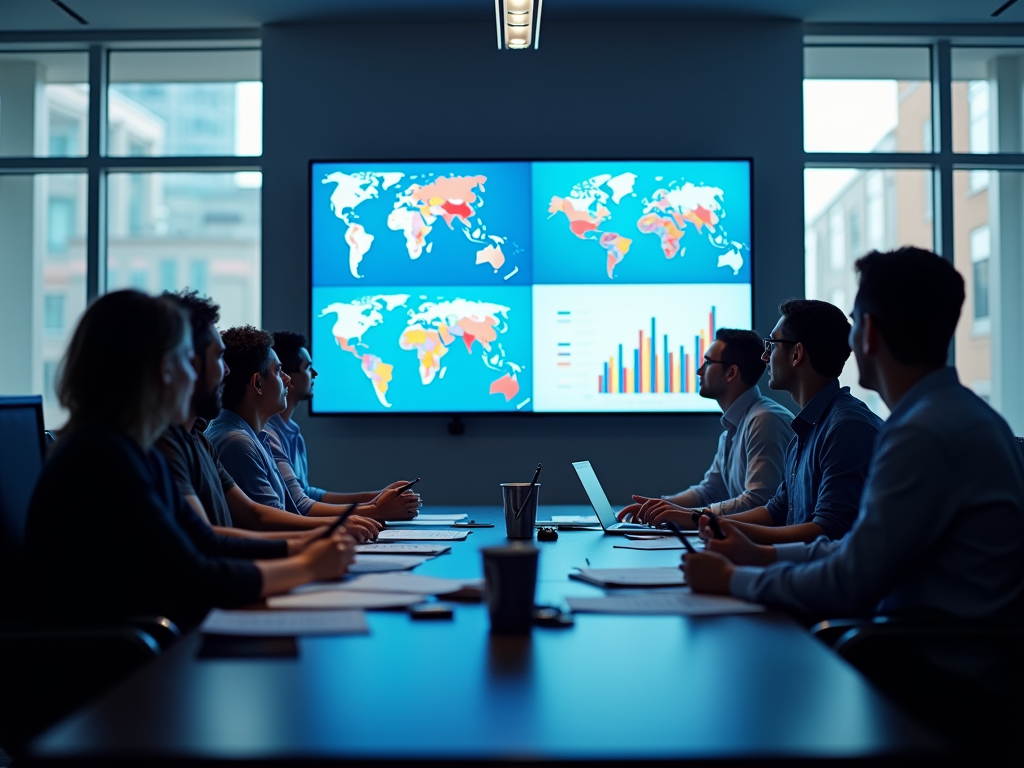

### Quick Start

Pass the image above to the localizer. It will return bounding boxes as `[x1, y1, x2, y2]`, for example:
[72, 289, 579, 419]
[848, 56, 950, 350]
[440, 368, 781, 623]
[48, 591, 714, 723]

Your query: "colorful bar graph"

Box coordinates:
[597, 307, 718, 394]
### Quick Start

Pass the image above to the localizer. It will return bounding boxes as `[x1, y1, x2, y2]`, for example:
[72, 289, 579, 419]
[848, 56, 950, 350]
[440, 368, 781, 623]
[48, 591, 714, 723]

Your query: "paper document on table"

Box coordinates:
[567, 592, 766, 616]
[614, 538, 691, 550]
[201, 608, 369, 635]
[267, 591, 424, 610]
[387, 520, 461, 527]
[348, 555, 430, 573]
[570, 567, 685, 587]
[377, 530, 469, 541]
[296, 572, 484, 597]
[410, 513, 467, 521]
[551, 515, 600, 523]
[356, 543, 451, 556]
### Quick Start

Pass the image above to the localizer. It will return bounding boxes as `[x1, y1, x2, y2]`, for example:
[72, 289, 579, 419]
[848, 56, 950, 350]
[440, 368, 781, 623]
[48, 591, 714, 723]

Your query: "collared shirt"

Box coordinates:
[204, 410, 303, 516]
[685, 385, 795, 515]
[157, 419, 236, 528]
[764, 379, 882, 539]
[266, 414, 326, 502]
[732, 368, 1024, 621]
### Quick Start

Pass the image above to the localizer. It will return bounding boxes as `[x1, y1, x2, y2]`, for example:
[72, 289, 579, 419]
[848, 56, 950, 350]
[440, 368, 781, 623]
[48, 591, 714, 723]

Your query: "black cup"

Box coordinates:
[481, 545, 538, 634]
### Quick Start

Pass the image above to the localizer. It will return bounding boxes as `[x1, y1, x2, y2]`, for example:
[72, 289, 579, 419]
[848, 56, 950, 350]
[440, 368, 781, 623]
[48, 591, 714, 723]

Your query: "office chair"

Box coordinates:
[0, 396, 179, 756]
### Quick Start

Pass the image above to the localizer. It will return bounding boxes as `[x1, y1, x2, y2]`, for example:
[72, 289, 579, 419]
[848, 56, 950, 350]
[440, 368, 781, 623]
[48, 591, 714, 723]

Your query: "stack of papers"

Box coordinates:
[200, 608, 370, 635]
[377, 529, 470, 541]
[268, 573, 485, 609]
[567, 592, 766, 616]
[348, 555, 431, 574]
[570, 567, 686, 587]
[355, 543, 451, 556]
[613, 539, 689, 550]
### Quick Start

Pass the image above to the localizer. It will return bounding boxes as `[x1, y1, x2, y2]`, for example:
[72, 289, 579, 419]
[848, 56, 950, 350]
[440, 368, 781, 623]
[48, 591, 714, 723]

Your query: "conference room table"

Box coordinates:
[27, 505, 939, 766]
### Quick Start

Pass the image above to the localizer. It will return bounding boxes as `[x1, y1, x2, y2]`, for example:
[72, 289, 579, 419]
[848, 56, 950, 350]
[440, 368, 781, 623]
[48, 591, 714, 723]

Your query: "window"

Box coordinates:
[828, 205, 845, 270]
[44, 294, 65, 333]
[952, 48, 1024, 155]
[0, 52, 89, 157]
[967, 81, 990, 193]
[969, 226, 991, 324]
[0, 42, 261, 429]
[804, 47, 931, 154]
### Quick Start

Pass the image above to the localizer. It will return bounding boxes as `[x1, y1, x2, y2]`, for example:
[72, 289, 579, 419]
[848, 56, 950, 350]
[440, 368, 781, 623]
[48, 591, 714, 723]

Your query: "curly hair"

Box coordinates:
[220, 326, 274, 411]
[778, 299, 852, 379]
[162, 289, 220, 355]
[272, 330, 308, 374]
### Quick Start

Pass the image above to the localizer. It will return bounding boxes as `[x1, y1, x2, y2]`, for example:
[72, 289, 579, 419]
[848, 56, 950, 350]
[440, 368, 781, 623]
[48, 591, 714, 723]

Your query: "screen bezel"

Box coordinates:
[307, 157, 755, 417]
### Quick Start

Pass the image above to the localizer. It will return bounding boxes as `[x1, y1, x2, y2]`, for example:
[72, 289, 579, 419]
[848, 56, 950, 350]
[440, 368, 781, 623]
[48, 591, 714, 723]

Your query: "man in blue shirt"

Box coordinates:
[620, 329, 794, 525]
[266, 331, 420, 521]
[206, 327, 409, 531]
[633, 301, 882, 543]
[685, 248, 1024, 621]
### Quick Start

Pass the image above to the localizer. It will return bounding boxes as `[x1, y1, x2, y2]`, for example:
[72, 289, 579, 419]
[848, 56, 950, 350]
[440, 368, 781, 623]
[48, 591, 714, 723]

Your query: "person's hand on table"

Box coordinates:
[344, 515, 383, 542]
[368, 482, 421, 521]
[681, 551, 735, 594]
[300, 529, 355, 581]
[617, 495, 698, 529]
[702, 516, 776, 566]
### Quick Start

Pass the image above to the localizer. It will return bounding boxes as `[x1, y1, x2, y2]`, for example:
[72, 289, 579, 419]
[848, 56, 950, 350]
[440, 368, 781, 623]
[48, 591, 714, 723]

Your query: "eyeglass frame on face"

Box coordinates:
[697, 356, 735, 372]
[762, 337, 799, 354]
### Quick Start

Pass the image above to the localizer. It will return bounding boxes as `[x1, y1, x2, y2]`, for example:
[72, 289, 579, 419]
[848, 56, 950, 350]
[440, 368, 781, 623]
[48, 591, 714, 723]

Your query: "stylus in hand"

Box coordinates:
[395, 477, 422, 494]
[315, 502, 360, 541]
[690, 508, 726, 539]
[660, 520, 698, 554]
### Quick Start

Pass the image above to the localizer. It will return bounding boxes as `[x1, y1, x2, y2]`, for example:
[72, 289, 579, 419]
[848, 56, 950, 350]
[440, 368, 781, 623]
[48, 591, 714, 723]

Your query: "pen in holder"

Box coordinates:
[501, 465, 542, 539]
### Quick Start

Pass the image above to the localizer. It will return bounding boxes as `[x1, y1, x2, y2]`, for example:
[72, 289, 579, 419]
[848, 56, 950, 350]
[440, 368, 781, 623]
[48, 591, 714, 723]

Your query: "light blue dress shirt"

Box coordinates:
[266, 414, 326, 503]
[685, 385, 795, 515]
[731, 368, 1024, 621]
[204, 410, 303, 516]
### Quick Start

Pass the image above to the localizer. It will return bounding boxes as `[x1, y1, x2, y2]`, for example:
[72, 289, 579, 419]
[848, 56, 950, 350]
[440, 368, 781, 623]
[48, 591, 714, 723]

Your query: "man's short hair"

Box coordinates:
[778, 299, 852, 379]
[272, 331, 308, 374]
[162, 289, 220, 354]
[714, 329, 766, 386]
[854, 247, 964, 366]
[221, 326, 274, 411]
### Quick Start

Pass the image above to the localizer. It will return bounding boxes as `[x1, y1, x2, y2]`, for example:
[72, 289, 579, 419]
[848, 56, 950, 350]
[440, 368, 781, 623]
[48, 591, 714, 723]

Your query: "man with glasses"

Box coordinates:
[633, 300, 881, 544]
[619, 329, 794, 526]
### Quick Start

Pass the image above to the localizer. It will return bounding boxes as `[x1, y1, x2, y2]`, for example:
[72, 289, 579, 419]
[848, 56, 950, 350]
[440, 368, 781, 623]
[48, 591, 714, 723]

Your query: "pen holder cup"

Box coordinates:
[482, 545, 539, 634]
[500, 483, 541, 539]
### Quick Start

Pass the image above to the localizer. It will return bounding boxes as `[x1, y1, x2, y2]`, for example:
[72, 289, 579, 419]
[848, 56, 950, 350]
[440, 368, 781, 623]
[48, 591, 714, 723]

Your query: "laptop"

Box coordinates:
[571, 460, 676, 535]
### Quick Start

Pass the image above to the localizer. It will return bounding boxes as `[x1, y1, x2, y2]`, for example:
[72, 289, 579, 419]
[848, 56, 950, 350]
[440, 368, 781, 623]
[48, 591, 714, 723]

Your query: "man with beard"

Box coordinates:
[632, 300, 882, 544]
[157, 291, 381, 543]
[266, 331, 420, 522]
[617, 329, 794, 526]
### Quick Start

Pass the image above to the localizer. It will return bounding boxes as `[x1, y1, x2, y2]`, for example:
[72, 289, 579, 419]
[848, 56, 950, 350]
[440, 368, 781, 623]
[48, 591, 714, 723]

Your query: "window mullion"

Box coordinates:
[85, 43, 107, 301]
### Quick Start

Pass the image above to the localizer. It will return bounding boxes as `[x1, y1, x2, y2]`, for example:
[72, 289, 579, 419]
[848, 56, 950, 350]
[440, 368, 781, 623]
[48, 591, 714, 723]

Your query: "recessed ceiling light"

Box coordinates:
[494, 0, 544, 51]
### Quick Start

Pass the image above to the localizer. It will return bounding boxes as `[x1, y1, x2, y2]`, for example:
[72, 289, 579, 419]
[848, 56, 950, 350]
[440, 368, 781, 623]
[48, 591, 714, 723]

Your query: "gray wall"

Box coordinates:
[261, 18, 804, 505]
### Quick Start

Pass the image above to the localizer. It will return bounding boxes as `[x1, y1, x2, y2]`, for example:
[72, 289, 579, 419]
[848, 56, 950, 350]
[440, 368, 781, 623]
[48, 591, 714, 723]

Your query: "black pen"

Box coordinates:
[690, 508, 726, 540]
[660, 520, 698, 554]
[395, 477, 422, 494]
[315, 502, 360, 541]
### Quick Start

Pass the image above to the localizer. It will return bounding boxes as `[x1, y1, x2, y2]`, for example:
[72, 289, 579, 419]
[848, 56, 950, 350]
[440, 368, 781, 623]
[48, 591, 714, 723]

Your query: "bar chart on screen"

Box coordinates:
[531, 284, 751, 412]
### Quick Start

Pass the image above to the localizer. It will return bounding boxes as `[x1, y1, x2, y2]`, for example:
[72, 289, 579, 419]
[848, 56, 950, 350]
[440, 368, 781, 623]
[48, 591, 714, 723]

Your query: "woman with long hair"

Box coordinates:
[25, 290, 354, 628]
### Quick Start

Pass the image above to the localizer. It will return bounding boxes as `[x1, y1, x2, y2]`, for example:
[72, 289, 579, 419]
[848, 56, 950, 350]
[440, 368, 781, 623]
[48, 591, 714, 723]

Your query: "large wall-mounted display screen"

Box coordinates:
[310, 160, 752, 414]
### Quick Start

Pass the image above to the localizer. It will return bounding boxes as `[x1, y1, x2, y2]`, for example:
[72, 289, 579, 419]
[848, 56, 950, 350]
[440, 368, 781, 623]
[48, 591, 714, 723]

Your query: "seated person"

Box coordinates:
[630, 300, 882, 544]
[267, 331, 420, 522]
[158, 290, 379, 543]
[206, 327, 407, 527]
[685, 248, 1024, 619]
[619, 329, 794, 525]
[24, 291, 355, 629]
[683, 250, 1024, 748]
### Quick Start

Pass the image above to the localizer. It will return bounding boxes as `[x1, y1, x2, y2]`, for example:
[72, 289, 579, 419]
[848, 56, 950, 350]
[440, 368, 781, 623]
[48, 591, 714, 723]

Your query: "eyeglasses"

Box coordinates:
[699, 357, 733, 370]
[762, 337, 799, 353]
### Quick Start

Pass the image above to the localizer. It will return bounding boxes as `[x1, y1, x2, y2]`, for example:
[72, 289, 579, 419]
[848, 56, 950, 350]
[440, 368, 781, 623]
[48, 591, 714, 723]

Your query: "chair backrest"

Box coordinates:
[0, 396, 46, 612]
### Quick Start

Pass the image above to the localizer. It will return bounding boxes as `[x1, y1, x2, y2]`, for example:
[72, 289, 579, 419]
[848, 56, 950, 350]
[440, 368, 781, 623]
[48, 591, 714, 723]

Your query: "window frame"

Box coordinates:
[0, 34, 262, 303]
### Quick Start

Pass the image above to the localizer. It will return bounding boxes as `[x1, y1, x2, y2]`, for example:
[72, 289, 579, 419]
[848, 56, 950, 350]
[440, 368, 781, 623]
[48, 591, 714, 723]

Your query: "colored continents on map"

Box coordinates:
[322, 170, 515, 280]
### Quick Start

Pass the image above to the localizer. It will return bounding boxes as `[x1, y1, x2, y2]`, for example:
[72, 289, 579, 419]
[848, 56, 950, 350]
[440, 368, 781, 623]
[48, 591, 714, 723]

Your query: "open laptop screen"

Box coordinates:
[571, 461, 620, 529]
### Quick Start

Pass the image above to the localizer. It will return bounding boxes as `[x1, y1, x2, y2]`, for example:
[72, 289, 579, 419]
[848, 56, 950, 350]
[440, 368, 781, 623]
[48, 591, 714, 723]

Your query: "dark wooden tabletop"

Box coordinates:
[26, 505, 939, 765]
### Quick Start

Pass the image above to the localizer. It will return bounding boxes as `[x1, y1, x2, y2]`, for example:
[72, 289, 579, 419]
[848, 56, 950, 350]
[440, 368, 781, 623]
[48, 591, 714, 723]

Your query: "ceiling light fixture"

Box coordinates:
[494, 0, 544, 50]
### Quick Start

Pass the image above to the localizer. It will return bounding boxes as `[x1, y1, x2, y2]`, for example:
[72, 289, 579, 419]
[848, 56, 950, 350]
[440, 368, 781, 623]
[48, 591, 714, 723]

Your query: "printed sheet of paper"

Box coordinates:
[377, 529, 470, 541]
[201, 608, 369, 635]
[295, 573, 484, 597]
[409, 513, 467, 521]
[266, 591, 425, 610]
[570, 567, 686, 587]
[567, 592, 766, 616]
[614, 539, 689, 550]
[348, 555, 431, 574]
[355, 543, 451, 556]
